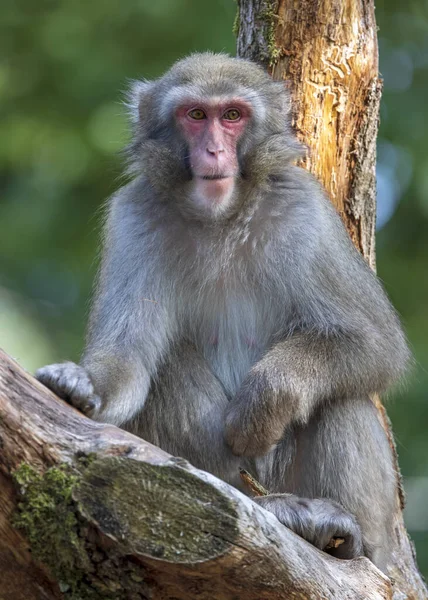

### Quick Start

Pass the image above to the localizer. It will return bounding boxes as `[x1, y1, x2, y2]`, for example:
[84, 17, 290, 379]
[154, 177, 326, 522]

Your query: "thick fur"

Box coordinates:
[36, 53, 410, 572]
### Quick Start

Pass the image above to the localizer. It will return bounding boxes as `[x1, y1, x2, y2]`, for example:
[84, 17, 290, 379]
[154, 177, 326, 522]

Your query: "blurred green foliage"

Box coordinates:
[1, 0, 427, 576]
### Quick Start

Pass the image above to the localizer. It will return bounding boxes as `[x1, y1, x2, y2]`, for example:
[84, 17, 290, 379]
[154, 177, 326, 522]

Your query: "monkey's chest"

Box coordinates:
[189, 290, 276, 395]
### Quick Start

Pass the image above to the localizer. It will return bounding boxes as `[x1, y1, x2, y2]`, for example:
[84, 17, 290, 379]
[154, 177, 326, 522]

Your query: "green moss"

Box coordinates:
[232, 0, 280, 66]
[261, 0, 281, 67]
[13, 463, 150, 599]
[232, 1, 240, 38]
[12, 457, 238, 598]
[13, 463, 93, 598]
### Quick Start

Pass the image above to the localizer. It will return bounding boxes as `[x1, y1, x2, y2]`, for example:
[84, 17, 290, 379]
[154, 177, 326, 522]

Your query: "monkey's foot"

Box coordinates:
[36, 362, 101, 417]
[254, 494, 363, 559]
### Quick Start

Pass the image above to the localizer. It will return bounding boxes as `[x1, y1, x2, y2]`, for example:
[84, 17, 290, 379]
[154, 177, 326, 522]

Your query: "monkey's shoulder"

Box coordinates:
[105, 178, 173, 240]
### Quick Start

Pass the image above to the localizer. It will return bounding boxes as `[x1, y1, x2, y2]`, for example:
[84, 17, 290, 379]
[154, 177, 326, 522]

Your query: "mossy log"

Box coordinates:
[0, 349, 393, 599]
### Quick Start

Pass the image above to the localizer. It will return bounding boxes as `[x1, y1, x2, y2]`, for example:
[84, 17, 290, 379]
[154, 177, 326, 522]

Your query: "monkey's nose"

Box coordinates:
[206, 146, 225, 157]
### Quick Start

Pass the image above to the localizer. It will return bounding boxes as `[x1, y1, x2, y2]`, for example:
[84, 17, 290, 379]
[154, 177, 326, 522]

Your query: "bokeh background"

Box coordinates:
[1, 0, 427, 576]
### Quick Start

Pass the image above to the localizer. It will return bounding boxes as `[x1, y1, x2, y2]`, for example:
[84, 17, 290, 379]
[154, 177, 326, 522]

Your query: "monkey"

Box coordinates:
[36, 52, 410, 572]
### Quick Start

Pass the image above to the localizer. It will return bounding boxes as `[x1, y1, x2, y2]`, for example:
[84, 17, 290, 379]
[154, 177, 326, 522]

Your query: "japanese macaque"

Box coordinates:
[36, 53, 410, 571]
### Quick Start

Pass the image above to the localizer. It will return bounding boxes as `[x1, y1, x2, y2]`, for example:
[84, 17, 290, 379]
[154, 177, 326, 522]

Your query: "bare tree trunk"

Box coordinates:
[0, 350, 393, 599]
[236, 1, 427, 598]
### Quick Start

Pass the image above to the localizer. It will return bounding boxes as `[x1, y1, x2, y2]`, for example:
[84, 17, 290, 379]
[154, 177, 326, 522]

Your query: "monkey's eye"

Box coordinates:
[188, 109, 206, 120]
[223, 109, 241, 121]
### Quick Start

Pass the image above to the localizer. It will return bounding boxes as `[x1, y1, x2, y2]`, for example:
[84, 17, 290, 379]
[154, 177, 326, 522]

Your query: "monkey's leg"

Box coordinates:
[260, 396, 395, 569]
[126, 341, 248, 490]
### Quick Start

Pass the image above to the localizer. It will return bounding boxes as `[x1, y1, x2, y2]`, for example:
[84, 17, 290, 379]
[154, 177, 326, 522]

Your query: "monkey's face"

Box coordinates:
[128, 54, 303, 220]
[175, 100, 251, 216]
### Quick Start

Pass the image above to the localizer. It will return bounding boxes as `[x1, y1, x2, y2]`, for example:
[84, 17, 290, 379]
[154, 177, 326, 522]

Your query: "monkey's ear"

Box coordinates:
[125, 80, 155, 126]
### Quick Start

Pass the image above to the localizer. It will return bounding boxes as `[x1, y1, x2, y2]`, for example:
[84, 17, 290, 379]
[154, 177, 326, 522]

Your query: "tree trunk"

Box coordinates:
[0, 350, 393, 599]
[236, 1, 427, 598]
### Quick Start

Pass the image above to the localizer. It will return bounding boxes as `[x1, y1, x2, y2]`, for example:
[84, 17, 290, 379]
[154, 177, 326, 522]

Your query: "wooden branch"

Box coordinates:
[0, 349, 392, 599]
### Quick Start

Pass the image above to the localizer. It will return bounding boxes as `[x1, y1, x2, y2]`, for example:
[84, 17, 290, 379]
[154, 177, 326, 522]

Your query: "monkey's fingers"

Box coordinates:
[36, 362, 101, 417]
[309, 498, 363, 559]
[253, 494, 361, 559]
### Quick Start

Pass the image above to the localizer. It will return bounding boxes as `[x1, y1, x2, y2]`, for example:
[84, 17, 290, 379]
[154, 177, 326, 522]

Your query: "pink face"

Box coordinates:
[176, 99, 251, 212]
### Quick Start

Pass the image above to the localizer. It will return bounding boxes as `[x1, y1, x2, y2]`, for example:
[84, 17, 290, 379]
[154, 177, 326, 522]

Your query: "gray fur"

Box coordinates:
[36, 53, 410, 573]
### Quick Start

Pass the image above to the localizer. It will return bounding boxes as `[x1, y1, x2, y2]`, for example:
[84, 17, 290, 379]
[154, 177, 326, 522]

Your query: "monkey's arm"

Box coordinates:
[37, 187, 177, 426]
[226, 199, 410, 457]
[225, 326, 406, 456]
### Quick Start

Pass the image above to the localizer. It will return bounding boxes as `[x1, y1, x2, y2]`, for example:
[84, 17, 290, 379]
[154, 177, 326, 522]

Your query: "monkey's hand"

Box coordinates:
[254, 494, 363, 559]
[36, 362, 101, 417]
[225, 366, 300, 457]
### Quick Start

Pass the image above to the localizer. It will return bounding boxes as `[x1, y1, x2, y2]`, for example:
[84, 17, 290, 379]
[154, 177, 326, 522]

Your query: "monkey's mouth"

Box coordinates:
[199, 175, 233, 180]
[193, 175, 236, 204]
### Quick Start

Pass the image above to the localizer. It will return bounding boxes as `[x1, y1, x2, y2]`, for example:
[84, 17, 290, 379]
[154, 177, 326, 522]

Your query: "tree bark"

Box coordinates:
[236, 1, 427, 599]
[0, 350, 393, 599]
